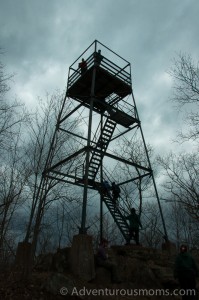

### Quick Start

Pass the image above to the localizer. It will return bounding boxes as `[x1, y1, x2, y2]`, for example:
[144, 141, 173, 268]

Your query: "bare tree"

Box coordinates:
[88, 212, 123, 248]
[157, 152, 199, 220]
[0, 58, 10, 95]
[165, 199, 199, 249]
[54, 198, 82, 249]
[140, 202, 163, 248]
[113, 136, 154, 213]
[29, 196, 84, 256]
[0, 56, 27, 151]
[0, 56, 29, 265]
[21, 93, 82, 257]
[169, 53, 199, 143]
[23, 95, 62, 243]
[0, 130, 29, 261]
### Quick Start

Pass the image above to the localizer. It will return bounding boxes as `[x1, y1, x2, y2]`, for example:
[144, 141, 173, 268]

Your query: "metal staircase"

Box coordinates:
[78, 115, 133, 242]
[87, 118, 116, 180]
[96, 184, 130, 241]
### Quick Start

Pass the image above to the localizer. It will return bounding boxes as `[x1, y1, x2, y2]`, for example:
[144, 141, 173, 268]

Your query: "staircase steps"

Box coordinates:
[87, 118, 116, 180]
[96, 186, 130, 241]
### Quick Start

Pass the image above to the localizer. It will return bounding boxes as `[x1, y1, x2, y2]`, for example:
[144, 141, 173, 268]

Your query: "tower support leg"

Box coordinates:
[70, 234, 95, 281]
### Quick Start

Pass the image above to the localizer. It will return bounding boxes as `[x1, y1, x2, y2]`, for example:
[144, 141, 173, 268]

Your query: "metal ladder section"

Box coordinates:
[98, 188, 130, 241]
[87, 118, 116, 181]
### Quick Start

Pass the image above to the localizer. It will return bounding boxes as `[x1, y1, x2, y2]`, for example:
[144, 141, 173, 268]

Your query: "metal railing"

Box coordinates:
[67, 52, 131, 90]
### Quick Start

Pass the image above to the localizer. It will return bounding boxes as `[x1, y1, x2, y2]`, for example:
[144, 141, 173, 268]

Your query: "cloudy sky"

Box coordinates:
[0, 0, 199, 156]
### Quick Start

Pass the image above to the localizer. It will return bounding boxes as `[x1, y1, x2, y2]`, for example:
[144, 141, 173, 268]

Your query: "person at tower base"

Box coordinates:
[96, 238, 121, 284]
[174, 244, 198, 300]
[125, 208, 142, 245]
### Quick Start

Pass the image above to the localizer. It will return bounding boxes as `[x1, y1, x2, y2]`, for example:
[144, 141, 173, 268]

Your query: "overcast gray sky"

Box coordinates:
[0, 0, 199, 155]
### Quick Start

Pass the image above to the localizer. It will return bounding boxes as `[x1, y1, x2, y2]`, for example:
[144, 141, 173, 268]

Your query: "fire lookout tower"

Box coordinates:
[43, 40, 168, 243]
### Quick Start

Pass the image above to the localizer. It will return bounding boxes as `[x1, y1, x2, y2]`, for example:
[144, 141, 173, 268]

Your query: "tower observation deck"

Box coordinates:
[42, 40, 168, 244]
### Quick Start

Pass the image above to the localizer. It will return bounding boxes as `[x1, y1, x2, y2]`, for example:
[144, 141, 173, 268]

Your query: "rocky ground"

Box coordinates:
[0, 244, 198, 300]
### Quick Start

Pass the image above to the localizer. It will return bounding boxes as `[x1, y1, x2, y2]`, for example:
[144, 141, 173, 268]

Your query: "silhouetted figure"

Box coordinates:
[79, 58, 87, 75]
[102, 180, 111, 196]
[112, 182, 120, 207]
[96, 238, 121, 283]
[174, 244, 198, 300]
[125, 208, 142, 245]
[94, 49, 103, 66]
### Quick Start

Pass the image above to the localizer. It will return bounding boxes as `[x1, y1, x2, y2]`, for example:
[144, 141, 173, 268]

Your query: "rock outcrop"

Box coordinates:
[33, 243, 199, 300]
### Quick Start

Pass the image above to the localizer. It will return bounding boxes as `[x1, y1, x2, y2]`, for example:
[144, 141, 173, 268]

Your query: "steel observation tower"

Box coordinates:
[42, 40, 168, 243]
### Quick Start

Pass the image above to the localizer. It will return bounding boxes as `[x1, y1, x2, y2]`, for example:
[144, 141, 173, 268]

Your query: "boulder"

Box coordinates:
[35, 253, 53, 272]
[94, 267, 111, 284]
[41, 272, 75, 295]
[52, 247, 70, 273]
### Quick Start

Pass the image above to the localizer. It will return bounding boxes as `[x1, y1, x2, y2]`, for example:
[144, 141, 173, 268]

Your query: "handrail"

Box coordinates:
[67, 51, 131, 91]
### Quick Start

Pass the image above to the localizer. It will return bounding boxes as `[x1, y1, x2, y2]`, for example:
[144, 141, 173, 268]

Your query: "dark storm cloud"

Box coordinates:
[0, 0, 199, 153]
